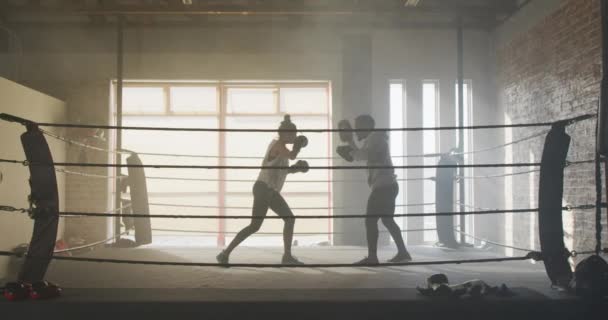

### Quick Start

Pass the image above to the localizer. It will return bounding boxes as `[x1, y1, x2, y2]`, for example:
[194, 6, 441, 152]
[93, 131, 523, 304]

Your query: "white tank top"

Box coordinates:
[257, 140, 289, 192]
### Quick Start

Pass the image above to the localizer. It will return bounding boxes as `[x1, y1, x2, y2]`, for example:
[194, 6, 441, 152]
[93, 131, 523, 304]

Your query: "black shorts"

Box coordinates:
[366, 183, 399, 217]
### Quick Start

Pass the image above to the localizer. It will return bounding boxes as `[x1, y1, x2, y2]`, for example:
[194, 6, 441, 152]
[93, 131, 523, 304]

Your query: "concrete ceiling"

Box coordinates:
[1, 0, 528, 29]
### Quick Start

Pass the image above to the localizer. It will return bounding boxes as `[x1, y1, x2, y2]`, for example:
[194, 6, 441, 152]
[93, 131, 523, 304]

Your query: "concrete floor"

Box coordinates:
[44, 243, 552, 292]
[5, 244, 606, 320]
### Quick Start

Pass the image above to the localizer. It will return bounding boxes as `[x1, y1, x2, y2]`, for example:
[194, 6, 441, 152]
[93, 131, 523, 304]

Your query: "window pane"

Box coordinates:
[456, 82, 474, 237]
[389, 82, 406, 231]
[423, 82, 438, 242]
[227, 88, 276, 114]
[123, 87, 164, 113]
[224, 116, 330, 193]
[224, 116, 280, 192]
[148, 195, 219, 233]
[117, 81, 332, 246]
[280, 87, 328, 114]
[121, 116, 219, 194]
[170, 86, 218, 113]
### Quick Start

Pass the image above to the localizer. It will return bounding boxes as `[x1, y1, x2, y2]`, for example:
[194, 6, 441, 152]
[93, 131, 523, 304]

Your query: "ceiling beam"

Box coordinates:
[1, 0, 518, 18]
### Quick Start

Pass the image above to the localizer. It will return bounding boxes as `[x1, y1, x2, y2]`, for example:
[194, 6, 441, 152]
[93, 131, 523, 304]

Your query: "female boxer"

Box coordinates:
[216, 115, 309, 265]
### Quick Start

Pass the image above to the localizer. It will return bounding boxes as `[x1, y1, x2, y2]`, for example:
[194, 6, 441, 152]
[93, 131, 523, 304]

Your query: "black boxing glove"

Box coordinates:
[289, 160, 309, 174]
[338, 120, 354, 143]
[293, 135, 308, 152]
[336, 145, 354, 162]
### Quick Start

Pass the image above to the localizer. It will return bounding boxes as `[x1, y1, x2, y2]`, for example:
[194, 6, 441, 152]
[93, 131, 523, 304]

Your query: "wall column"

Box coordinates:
[406, 79, 424, 245]
[333, 34, 373, 246]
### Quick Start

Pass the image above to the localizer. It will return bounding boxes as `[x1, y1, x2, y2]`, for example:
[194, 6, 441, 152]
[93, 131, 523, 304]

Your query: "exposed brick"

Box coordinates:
[496, 0, 606, 256]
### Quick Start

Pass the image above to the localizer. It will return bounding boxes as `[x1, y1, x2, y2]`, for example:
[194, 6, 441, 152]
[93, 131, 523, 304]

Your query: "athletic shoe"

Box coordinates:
[282, 254, 304, 265]
[387, 251, 413, 263]
[216, 250, 229, 265]
[354, 256, 379, 265]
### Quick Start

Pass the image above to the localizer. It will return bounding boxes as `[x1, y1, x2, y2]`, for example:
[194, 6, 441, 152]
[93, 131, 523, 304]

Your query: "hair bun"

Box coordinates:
[278, 114, 296, 133]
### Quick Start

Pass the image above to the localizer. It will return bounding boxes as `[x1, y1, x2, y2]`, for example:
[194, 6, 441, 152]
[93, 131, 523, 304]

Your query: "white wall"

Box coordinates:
[0, 77, 66, 280]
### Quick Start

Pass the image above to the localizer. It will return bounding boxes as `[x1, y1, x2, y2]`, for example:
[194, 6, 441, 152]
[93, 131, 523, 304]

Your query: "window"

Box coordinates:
[227, 87, 277, 114]
[280, 87, 328, 114]
[113, 81, 332, 247]
[222, 85, 332, 245]
[120, 110, 220, 246]
[389, 81, 406, 232]
[170, 86, 218, 113]
[456, 81, 474, 240]
[123, 87, 164, 114]
[423, 81, 439, 242]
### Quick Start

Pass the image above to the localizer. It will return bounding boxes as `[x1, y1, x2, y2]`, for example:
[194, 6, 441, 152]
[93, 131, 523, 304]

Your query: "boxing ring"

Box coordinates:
[0, 111, 606, 319]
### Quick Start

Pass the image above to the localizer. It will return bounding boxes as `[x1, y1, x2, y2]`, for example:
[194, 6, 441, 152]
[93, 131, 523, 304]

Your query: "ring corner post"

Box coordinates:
[18, 125, 60, 283]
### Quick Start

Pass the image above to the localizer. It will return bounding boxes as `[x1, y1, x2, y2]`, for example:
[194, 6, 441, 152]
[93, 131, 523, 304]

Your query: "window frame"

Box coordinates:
[422, 80, 441, 243]
[111, 80, 333, 246]
[455, 80, 474, 241]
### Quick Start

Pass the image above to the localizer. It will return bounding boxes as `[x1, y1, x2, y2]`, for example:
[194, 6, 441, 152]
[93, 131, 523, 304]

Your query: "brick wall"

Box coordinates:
[496, 0, 606, 255]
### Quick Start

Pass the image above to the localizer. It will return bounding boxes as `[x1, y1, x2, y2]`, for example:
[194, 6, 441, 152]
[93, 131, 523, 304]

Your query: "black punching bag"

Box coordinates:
[538, 124, 572, 287]
[435, 154, 459, 249]
[19, 125, 59, 282]
[126, 153, 152, 245]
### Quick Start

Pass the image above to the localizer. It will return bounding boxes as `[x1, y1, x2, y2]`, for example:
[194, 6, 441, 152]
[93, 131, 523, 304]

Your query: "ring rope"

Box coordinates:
[453, 130, 549, 157]
[60, 205, 131, 219]
[0, 250, 539, 268]
[0, 112, 591, 132]
[147, 202, 435, 210]
[144, 175, 434, 183]
[55, 208, 549, 219]
[0, 206, 22, 213]
[55, 167, 542, 182]
[152, 228, 438, 236]
[457, 202, 599, 212]
[454, 228, 534, 253]
[0, 204, 597, 218]
[570, 249, 608, 257]
[56, 168, 126, 180]
[0, 158, 545, 170]
[56, 168, 432, 182]
[40, 128, 425, 160]
[454, 228, 605, 257]
[2, 157, 595, 170]
[0, 205, 29, 214]
[65, 204, 605, 218]
[39, 127, 551, 160]
[1, 205, 597, 219]
[567, 159, 596, 165]
[54, 231, 128, 254]
[457, 169, 540, 180]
